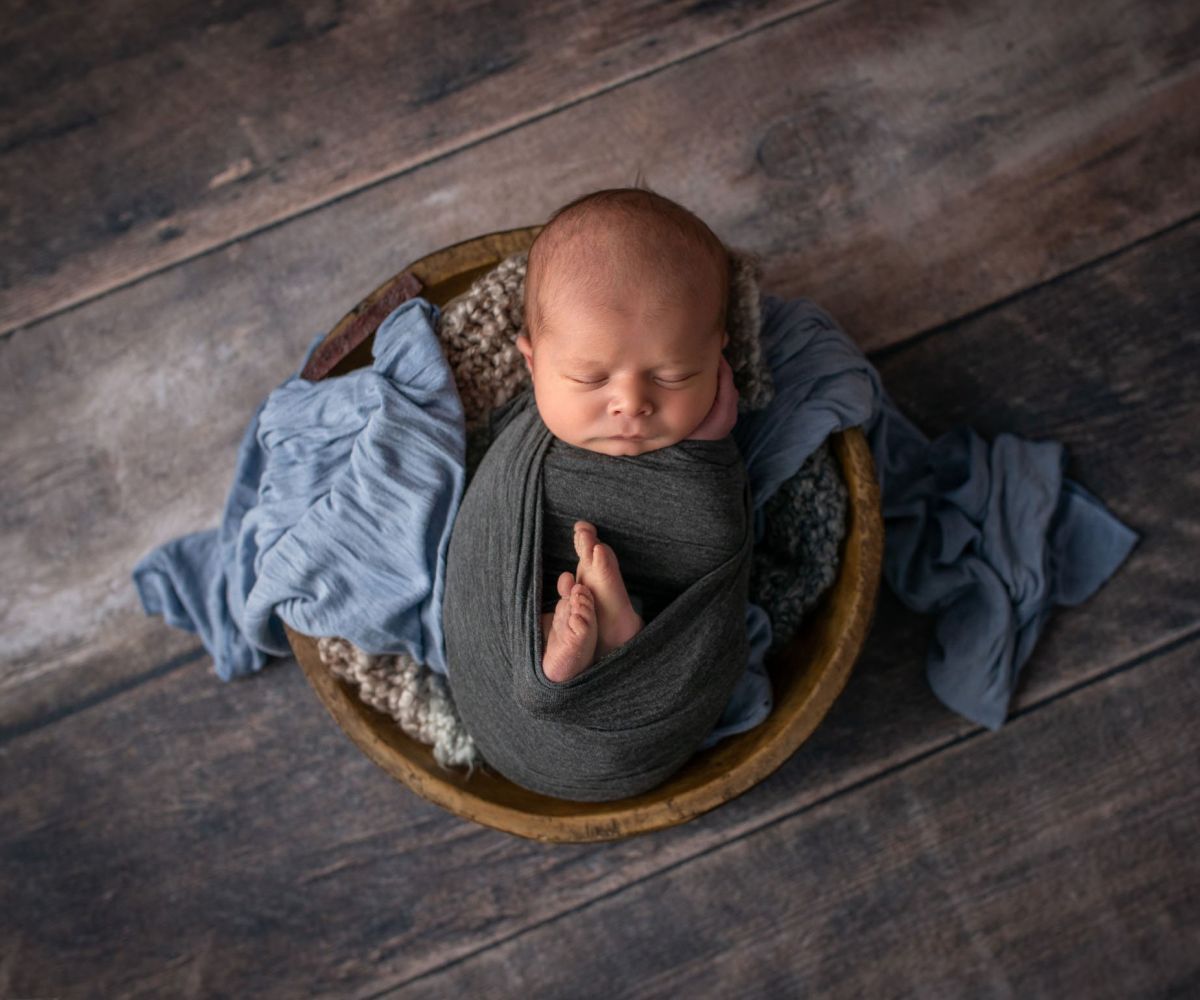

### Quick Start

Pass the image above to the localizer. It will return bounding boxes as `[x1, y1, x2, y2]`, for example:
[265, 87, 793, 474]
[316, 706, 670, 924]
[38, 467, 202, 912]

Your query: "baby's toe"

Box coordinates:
[587, 543, 643, 656]
[550, 593, 572, 632]
[573, 521, 598, 562]
[590, 543, 624, 588]
[569, 585, 595, 625]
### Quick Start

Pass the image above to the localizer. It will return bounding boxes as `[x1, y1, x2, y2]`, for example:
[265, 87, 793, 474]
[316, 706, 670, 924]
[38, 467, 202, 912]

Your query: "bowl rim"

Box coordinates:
[287, 227, 884, 843]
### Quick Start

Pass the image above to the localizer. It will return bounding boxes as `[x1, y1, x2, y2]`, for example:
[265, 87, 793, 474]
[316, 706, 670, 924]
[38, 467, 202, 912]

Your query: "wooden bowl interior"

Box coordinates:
[288, 227, 883, 842]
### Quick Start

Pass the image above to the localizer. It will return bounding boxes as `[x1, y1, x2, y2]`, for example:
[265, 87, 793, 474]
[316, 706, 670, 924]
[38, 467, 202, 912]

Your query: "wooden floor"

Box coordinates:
[2, 1, 1198, 996]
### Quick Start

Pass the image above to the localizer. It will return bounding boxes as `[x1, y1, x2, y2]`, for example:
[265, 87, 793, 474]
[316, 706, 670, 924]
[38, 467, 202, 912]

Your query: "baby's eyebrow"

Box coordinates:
[654, 360, 703, 370]
[559, 355, 698, 369]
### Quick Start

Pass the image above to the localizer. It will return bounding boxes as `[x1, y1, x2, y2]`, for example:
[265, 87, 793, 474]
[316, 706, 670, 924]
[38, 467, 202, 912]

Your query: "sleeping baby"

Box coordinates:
[514, 188, 743, 684]
[443, 188, 754, 801]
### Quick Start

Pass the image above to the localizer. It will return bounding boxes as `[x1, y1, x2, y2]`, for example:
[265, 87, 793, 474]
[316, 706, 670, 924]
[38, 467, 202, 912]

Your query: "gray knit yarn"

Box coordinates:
[317, 251, 847, 772]
[750, 440, 848, 651]
[727, 249, 775, 411]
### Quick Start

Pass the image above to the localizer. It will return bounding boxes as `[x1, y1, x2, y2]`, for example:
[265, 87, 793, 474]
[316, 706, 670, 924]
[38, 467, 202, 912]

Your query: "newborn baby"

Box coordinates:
[513, 188, 740, 682]
[443, 187, 753, 801]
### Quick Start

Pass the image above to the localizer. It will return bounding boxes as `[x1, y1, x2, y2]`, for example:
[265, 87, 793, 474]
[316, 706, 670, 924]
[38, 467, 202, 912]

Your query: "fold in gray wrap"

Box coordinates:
[443, 389, 753, 801]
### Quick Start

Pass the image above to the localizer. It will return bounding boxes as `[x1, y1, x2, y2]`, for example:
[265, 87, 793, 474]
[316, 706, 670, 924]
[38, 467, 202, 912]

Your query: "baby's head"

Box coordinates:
[516, 188, 730, 457]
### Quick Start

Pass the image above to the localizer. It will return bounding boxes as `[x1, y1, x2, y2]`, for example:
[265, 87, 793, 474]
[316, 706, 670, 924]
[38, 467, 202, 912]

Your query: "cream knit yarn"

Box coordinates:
[317, 635, 479, 770]
[435, 253, 530, 431]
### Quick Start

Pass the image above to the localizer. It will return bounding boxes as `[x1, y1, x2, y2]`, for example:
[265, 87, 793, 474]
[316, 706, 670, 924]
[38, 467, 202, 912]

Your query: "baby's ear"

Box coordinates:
[516, 333, 534, 373]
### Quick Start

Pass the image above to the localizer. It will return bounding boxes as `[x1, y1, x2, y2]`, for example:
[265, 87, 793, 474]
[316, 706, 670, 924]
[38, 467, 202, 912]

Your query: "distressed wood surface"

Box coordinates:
[0, 593, 937, 998]
[2, 0, 1196, 340]
[3, 0, 1199, 994]
[399, 637, 1200, 999]
[3, 0, 1198, 731]
[1, 208, 1195, 998]
[8, 598, 1196, 998]
[0, 0, 822, 334]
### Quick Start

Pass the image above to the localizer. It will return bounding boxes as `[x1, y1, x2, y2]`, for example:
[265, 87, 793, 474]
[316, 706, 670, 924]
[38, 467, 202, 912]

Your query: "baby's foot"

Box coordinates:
[572, 521, 644, 658]
[541, 571, 599, 683]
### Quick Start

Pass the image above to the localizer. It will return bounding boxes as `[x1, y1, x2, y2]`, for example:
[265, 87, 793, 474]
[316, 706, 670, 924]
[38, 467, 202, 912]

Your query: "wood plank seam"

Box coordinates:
[0, 0, 840, 341]
[3, 159, 1195, 358]
[867, 208, 1200, 365]
[384, 642, 1200, 996]
[358, 626, 1200, 996]
[1001, 623, 1200, 727]
[0, 644, 206, 745]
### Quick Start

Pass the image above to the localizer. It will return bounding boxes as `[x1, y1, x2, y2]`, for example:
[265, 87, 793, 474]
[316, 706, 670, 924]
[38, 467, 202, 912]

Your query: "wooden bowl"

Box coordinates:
[286, 226, 884, 843]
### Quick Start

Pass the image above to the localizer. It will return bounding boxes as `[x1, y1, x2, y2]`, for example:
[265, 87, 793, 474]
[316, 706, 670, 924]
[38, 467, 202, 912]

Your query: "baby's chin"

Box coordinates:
[570, 434, 682, 457]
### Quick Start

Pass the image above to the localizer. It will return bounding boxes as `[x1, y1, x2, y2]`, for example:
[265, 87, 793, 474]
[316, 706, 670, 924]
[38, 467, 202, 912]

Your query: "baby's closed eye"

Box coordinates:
[563, 372, 699, 387]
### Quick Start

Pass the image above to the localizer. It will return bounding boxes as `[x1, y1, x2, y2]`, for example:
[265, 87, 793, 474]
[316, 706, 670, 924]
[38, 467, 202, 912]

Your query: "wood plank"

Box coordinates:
[3, 0, 1198, 728]
[0, 218, 1195, 997]
[397, 637, 1200, 999]
[0, 597, 920, 998]
[3, 0, 1195, 340]
[0, 0, 824, 334]
[0, 590, 1159, 998]
[872, 218, 1200, 693]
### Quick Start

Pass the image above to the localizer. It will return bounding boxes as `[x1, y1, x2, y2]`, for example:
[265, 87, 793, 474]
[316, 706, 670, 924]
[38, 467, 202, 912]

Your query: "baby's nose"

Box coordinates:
[608, 382, 654, 417]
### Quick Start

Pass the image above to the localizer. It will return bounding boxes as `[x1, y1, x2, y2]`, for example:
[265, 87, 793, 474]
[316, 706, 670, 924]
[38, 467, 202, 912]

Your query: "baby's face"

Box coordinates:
[517, 279, 727, 457]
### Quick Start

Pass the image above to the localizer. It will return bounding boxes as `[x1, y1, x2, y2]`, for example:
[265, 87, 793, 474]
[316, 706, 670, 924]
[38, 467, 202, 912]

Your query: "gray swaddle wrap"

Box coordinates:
[444, 389, 753, 801]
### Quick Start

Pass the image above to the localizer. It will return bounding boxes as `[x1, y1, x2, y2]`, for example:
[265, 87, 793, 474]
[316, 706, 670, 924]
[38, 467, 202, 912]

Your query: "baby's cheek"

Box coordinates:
[668, 388, 712, 437]
[691, 381, 719, 420]
[548, 389, 600, 441]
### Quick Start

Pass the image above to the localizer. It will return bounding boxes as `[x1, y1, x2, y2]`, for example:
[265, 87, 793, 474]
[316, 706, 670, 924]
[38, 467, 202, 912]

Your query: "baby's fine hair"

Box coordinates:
[523, 187, 731, 340]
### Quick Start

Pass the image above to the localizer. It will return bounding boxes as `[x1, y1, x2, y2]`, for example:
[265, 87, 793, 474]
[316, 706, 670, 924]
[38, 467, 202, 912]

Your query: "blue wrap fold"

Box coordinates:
[133, 300, 465, 678]
[739, 297, 1139, 728]
[133, 294, 1139, 733]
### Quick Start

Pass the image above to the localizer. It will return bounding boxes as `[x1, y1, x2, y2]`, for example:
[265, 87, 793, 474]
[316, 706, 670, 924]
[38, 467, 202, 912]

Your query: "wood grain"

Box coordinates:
[398, 637, 1200, 999]
[4, 586, 1192, 997]
[1, 205, 1195, 998]
[3, 0, 1196, 338]
[3, 0, 1197, 730]
[0, 0, 824, 334]
[0, 597, 936, 999]
[3, 1, 1196, 994]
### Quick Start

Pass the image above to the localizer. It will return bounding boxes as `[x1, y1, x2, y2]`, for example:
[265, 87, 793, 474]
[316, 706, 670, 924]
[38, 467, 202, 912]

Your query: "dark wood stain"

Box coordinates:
[265, 0, 344, 50]
[9, 0, 1193, 737]
[0, 0, 1197, 992]
[300, 270, 423, 381]
[2, 212, 1197, 993]
[0, 108, 100, 156]
[410, 51, 526, 108]
[401, 639, 1200, 997]
[0, 0, 831, 333]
